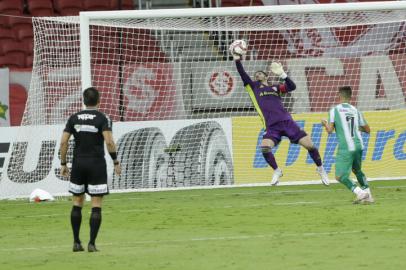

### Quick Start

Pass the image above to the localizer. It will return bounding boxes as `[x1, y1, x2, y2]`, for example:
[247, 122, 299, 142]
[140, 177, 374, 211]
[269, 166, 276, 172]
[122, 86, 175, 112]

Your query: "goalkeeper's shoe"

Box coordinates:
[316, 166, 329, 186]
[271, 168, 283, 186]
[88, 243, 99, 252]
[73, 242, 84, 252]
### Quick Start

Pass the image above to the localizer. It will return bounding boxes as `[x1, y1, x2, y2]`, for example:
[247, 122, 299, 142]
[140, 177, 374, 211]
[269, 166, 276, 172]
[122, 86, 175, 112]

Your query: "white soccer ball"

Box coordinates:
[229, 40, 247, 56]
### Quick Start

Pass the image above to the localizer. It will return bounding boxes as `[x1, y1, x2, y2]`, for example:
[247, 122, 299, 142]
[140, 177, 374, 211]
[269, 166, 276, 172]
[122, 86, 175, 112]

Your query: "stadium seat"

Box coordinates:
[53, 0, 82, 16]
[0, 54, 25, 68]
[83, 0, 111, 11]
[0, 16, 9, 28]
[110, 0, 134, 10]
[25, 54, 33, 67]
[7, 17, 33, 34]
[0, 0, 24, 15]
[0, 28, 16, 44]
[0, 40, 27, 60]
[27, 0, 55, 16]
[16, 26, 34, 43]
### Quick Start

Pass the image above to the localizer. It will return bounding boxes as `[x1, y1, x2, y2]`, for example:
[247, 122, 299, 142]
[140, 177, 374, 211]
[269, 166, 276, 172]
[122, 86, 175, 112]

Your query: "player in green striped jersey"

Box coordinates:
[322, 86, 374, 203]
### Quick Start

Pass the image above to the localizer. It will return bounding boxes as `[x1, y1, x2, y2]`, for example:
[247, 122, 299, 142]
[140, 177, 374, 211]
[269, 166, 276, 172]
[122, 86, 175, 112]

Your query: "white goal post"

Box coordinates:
[1, 1, 406, 199]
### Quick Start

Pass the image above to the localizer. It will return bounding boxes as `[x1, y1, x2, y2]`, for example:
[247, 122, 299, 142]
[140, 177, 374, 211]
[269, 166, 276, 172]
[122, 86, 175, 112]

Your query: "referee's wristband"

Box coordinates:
[113, 160, 119, 165]
[109, 152, 117, 161]
[61, 162, 67, 166]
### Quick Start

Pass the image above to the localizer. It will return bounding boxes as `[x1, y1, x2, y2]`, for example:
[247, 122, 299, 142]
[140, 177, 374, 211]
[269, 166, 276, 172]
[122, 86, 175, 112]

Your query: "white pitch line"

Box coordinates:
[1, 184, 405, 208]
[0, 228, 399, 253]
[273, 201, 320, 205]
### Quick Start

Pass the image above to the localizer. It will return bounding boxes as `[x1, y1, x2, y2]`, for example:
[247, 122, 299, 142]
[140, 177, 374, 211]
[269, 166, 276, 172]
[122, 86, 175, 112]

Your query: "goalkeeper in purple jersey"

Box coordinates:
[231, 42, 329, 186]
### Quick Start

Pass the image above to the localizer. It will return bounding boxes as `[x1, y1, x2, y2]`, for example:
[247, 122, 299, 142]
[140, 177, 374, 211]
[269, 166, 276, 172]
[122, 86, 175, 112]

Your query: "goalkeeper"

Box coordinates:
[231, 41, 329, 186]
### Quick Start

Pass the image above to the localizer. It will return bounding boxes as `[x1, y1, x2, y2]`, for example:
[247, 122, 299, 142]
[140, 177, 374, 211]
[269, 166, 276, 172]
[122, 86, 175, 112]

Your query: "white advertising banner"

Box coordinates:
[0, 117, 233, 199]
[0, 68, 10, 127]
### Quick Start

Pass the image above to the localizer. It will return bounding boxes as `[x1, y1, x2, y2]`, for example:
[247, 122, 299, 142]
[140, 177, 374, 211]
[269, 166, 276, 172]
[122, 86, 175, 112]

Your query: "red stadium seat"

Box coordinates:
[7, 17, 33, 34]
[0, 40, 27, 59]
[27, 0, 55, 16]
[110, 0, 134, 10]
[16, 26, 34, 42]
[83, 0, 111, 11]
[0, 54, 25, 68]
[25, 54, 34, 67]
[53, 0, 82, 15]
[0, 0, 24, 15]
[0, 16, 9, 28]
[0, 28, 16, 44]
[26, 38, 34, 54]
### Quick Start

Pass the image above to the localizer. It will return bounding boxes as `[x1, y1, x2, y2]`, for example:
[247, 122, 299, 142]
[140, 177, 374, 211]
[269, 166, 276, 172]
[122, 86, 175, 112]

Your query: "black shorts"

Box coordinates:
[69, 157, 109, 196]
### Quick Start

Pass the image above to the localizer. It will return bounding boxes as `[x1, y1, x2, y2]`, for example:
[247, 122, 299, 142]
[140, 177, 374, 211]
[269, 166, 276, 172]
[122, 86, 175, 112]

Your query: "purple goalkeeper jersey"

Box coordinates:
[235, 60, 296, 127]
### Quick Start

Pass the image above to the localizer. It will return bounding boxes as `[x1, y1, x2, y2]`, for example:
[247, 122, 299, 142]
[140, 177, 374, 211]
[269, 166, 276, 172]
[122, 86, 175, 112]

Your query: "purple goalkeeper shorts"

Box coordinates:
[263, 119, 307, 145]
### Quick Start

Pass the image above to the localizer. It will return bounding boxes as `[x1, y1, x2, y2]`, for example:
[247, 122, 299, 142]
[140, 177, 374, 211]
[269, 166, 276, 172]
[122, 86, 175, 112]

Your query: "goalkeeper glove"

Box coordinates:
[231, 53, 241, 61]
[270, 62, 287, 79]
[229, 43, 243, 61]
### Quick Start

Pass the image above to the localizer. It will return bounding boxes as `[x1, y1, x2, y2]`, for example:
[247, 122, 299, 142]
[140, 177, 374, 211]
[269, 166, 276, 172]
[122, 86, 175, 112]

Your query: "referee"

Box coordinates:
[60, 87, 121, 252]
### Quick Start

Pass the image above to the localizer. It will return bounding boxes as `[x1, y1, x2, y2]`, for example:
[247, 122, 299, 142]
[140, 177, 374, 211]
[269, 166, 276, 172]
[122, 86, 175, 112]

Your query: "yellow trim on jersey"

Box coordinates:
[245, 85, 265, 129]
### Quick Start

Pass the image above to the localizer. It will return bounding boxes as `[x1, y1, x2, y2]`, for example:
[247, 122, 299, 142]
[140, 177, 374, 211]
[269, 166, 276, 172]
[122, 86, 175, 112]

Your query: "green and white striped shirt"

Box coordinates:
[328, 103, 367, 152]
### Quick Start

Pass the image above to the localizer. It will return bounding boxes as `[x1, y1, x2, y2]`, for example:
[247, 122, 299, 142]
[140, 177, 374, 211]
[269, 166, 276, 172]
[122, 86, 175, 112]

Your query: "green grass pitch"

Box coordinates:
[1, 180, 406, 270]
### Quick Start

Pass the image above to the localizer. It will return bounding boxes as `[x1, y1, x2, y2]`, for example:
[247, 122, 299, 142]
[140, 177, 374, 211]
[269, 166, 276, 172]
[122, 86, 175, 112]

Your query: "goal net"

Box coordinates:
[1, 2, 406, 198]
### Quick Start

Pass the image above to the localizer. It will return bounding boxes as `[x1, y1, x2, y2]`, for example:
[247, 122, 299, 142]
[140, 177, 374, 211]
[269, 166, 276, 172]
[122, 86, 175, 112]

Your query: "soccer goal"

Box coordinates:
[1, 1, 406, 199]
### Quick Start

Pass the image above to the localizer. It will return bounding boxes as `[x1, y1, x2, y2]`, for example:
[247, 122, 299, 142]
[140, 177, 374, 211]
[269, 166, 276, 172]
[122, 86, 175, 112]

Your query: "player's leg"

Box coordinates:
[88, 195, 103, 252]
[71, 195, 85, 252]
[297, 135, 322, 166]
[261, 138, 278, 170]
[336, 151, 368, 202]
[262, 128, 282, 185]
[69, 159, 86, 252]
[352, 149, 374, 203]
[87, 158, 109, 252]
[287, 120, 329, 185]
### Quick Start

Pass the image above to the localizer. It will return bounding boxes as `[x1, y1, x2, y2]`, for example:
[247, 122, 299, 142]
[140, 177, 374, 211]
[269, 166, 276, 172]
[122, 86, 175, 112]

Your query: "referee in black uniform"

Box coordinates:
[60, 87, 121, 252]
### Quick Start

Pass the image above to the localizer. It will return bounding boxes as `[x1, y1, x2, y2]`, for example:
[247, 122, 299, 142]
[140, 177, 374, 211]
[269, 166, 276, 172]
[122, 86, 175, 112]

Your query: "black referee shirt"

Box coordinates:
[64, 109, 112, 159]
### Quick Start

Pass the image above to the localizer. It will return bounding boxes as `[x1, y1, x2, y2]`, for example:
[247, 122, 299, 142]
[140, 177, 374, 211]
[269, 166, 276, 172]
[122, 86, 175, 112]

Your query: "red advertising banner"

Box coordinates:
[121, 63, 177, 121]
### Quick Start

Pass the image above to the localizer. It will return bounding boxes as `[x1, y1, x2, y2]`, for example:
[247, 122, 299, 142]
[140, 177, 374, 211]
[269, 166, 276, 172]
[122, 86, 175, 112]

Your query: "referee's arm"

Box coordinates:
[103, 131, 121, 175]
[60, 131, 71, 177]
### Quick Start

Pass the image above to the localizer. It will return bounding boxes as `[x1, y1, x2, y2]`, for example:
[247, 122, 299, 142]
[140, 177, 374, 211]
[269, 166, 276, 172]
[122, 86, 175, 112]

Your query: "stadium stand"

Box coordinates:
[0, 0, 24, 15]
[53, 0, 83, 15]
[0, 0, 138, 68]
[27, 0, 55, 16]
[0, 40, 27, 61]
[110, 0, 134, 10]
[0, 55, 25, 68]
[83, 0, 111, 11]
[0, 28, 16, 43]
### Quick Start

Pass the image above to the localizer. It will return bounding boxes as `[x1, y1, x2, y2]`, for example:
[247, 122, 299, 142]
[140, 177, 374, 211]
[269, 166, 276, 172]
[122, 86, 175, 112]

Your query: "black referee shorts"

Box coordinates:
[69, 157, 109, 196]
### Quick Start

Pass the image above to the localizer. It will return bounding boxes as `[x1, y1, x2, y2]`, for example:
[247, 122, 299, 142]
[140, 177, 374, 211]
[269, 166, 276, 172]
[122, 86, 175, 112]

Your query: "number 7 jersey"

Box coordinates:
[328, 103, 367, 152]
